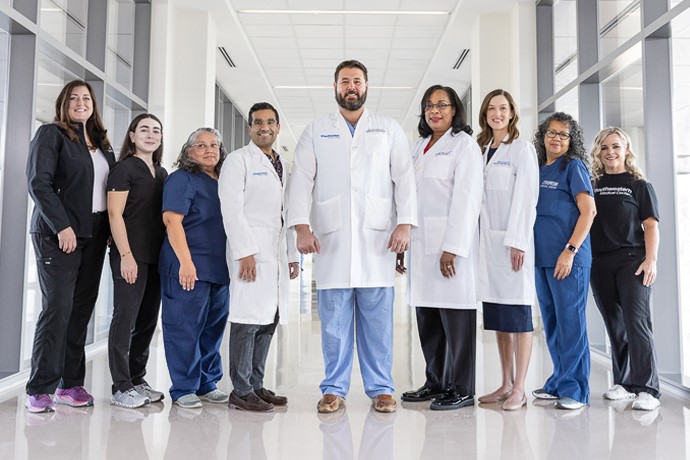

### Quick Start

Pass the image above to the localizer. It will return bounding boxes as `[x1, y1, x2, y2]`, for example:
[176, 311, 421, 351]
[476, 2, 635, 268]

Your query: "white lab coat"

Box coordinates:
[478, 136, 539, 305]
[408, 130, 483, 309]
[218, 141, 297, 325]
[287, 108, 417, 289]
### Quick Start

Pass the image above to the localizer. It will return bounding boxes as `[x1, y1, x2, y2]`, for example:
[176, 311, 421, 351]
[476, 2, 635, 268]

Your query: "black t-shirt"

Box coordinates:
[107, 156, 168, 264]
[590, 172, 659, 256]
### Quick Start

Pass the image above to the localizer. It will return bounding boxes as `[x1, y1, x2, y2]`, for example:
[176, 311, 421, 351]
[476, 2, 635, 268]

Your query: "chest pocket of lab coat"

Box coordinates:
[424, 155, 453, 181]
[363, 133, 389, 170]
[315, 195, 342, 235]
[486, 163, 513, 191]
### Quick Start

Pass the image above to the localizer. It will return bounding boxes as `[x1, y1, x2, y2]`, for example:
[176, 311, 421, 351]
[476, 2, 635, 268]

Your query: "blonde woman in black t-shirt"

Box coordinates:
[589, 127, 660, 411]
[107, 113, 168, 408]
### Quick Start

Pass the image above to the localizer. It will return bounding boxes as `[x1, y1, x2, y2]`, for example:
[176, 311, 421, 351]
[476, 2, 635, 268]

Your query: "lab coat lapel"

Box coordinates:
[249, 141, 281, 185]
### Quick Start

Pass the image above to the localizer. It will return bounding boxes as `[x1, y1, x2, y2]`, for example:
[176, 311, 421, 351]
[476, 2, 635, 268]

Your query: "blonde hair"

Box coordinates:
[590, 127, 645, 182]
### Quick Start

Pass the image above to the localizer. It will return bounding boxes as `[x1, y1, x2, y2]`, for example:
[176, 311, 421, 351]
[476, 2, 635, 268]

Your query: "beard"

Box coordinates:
[336, 88, 367, 111]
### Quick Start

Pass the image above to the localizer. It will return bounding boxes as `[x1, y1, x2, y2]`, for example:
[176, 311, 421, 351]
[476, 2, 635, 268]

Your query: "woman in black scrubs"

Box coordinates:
[107, 114, 168, 408]
[589, 127, 661, 411]
[26, 80, 115, 413]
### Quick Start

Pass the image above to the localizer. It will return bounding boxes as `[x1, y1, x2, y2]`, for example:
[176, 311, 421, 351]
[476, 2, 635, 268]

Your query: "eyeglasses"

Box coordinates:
[191, 143, 220, 151]
[545, 130, 571, 140]
[251, 119, 278, 127]
[424, 103, 453, 112]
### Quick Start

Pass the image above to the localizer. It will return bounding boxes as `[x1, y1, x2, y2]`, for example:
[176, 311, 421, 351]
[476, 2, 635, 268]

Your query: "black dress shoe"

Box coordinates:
[256, 388, 288, 406]
[430, 392, 474, 411]
[401, 386, 447, 402]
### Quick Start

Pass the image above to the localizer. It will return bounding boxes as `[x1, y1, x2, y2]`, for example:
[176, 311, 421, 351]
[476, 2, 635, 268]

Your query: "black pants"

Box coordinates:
[108, 252, 161, 393]
[591, 248, 660, 398]
[416, 307, 476, 396]
[26, 213, 109, 395]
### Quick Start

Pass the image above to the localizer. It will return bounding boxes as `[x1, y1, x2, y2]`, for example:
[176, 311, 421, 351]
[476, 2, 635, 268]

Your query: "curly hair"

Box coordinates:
[533, 112, 590, 171]
[590, 126, 645, 182]
[417, 85, 472, 138]
[476, 89, 520, 150]
[174, 127, 227, 176]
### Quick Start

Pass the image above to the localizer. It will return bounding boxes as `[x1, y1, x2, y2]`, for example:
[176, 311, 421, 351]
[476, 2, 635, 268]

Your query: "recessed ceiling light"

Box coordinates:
[274, 85, 415, 90]
[239, 10, 449, 16]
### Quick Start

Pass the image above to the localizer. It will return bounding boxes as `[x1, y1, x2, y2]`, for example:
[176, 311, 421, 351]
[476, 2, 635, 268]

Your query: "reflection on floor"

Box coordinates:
[1, 271, 688, 460]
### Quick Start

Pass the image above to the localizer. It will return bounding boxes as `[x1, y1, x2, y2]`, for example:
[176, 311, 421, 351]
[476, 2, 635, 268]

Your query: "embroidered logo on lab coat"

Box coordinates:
[493, 160, 511, 166]
[320, 134, 340, 139]
[252, 172, 269, 176]
[366, 128, 386, 134]
[435, 151, 451, 156]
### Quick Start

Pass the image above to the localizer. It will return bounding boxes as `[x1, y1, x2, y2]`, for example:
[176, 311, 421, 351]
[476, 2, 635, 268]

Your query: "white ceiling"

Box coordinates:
[204, 0, 523, 156]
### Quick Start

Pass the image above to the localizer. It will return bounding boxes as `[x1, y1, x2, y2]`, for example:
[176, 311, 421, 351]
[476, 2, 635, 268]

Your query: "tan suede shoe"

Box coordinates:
[372, 394, 397, 413]
[317, 394, 344, 413]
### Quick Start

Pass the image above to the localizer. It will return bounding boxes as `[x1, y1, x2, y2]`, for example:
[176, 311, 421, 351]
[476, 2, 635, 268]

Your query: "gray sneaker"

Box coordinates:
[174, 393, 202, 409]
[111, 389, 150, 409]
[199, 389, 229, 403]
[134, 383, 165, 403]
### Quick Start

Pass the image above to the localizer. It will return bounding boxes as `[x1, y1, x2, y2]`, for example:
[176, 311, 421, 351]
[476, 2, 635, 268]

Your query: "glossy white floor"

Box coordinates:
[1, 263, 688, 460]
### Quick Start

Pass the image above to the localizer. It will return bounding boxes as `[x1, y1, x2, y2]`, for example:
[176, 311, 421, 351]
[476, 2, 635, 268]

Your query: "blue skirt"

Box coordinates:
[482, 302, 533, 333]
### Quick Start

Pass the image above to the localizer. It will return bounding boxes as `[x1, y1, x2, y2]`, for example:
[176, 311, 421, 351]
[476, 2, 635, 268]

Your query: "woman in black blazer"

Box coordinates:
[25, 79, 115, 413]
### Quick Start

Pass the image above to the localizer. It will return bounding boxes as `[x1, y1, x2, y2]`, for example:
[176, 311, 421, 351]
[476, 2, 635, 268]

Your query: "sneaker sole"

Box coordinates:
[174, 401, 202, 409]
[604, 394, 636, 401]
[53, 396, 94, 407]
[199, 397, 229, 404]
[26, 404, 55, 413]
[111, 399, 149, 409]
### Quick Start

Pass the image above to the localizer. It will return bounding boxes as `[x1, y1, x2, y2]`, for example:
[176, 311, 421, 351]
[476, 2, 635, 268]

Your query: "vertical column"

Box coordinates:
[0, 33, 37, 375]
[148, 0, 217, 167]
[536, 1, 554, 120]
[510, 1, 538, 135]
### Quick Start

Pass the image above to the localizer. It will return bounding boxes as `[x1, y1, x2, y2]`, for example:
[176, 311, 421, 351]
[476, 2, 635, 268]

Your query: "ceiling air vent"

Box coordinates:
[219, 47, 236, 68]
[452, 49, 470, 70]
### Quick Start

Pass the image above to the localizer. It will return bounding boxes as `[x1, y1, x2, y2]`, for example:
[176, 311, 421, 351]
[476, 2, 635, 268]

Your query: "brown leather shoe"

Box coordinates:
[372, 394, 397, 413]
[256, 388, 287, 406]
[317, 394, 344, 413]
[228, 391, 274, 412]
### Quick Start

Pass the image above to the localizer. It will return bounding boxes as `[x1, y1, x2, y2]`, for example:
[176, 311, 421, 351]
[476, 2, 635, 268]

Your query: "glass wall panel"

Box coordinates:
[40, 0, 89, 56]
[671, 8, 690, 378]
[554, 86, 579, 121]
[106, 0, 135, 90]
[598, 0, 641, 58]
[0, 29, 9, 233]
[600, 57, 645, 167]
[553, 0, 578, 91]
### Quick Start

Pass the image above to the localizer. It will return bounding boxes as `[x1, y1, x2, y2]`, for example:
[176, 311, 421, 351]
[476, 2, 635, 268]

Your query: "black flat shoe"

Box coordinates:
[401, 386, 447, 402]
[430, 393, 474, 411]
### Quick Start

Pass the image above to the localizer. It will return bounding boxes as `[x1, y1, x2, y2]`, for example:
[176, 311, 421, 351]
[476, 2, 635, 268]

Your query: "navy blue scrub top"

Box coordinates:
[159, 169, 229, 285]
[534, 156, 593, 268]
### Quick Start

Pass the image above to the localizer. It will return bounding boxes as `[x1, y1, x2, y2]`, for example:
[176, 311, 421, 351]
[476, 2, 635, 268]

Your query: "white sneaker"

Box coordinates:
[632, 392, 660, 411]
[199, 389, 229, 403]
[603, 384, 636, 400]
[134, 383, 165, 403]
[111, 389, 150, 408]
[532, 388, 558, 400]
[174, 393, 203, 409]
[555, 397, 586, 410]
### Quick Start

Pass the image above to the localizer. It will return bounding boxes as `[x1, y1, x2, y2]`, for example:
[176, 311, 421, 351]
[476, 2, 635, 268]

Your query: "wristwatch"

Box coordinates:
[565, 243, 578, 254]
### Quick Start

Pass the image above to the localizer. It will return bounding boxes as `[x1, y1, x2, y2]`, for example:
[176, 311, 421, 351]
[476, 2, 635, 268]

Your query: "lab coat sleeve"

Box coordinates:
[442, 138, 483, 258]
[390, 122, 418, 227]
[503, 142, 539, 252]
[283, 170, 299, 263]
[286, 124, 315, 229]
[218, 151, 259, 260]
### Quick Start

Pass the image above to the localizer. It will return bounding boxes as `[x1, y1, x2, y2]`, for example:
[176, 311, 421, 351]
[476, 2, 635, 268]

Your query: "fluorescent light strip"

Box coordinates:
[274, 85, 415, 90]
[239, 10, 449, 16]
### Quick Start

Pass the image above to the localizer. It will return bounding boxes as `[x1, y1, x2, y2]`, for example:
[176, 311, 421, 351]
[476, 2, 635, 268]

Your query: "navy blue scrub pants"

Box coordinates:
[535, 266, 591, 404]
[591, 248, 660, 398]
[26, 212, 109, 395]
[161, 275, 229, 401]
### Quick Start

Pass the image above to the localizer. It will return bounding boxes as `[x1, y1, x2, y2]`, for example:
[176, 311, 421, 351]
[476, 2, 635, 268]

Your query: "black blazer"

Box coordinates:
[26, 123, 116, 238]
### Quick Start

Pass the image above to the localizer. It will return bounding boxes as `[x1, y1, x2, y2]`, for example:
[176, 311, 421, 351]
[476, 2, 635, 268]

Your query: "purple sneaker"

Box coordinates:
[26, 394, 55, 413]
[53, 386, 94, 407]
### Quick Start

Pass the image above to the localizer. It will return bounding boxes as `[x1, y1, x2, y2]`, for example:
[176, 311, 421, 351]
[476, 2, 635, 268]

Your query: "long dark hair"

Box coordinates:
[54, 79, 111, 150]
[533, 112, 589, 170]
[417, 85, 472, 138]
[118, 113, 164, 164]
[174, 127, 227, 176]
[476, 89, 520, 150]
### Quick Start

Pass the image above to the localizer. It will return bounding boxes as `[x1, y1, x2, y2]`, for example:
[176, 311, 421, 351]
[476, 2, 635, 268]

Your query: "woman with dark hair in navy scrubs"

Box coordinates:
[160, 127, 230, 409]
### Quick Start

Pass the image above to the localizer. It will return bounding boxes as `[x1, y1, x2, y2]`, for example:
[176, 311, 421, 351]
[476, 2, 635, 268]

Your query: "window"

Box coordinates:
[40, 0, 89, 56]
[106, 0, 135, 90]
[598, 0, 641, 58]
[553, 0, 578, 92]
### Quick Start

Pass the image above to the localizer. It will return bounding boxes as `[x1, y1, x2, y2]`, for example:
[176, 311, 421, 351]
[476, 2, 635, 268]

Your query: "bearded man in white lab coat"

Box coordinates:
[219, 102, 299, 412]
[287, 60, 417, 414]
